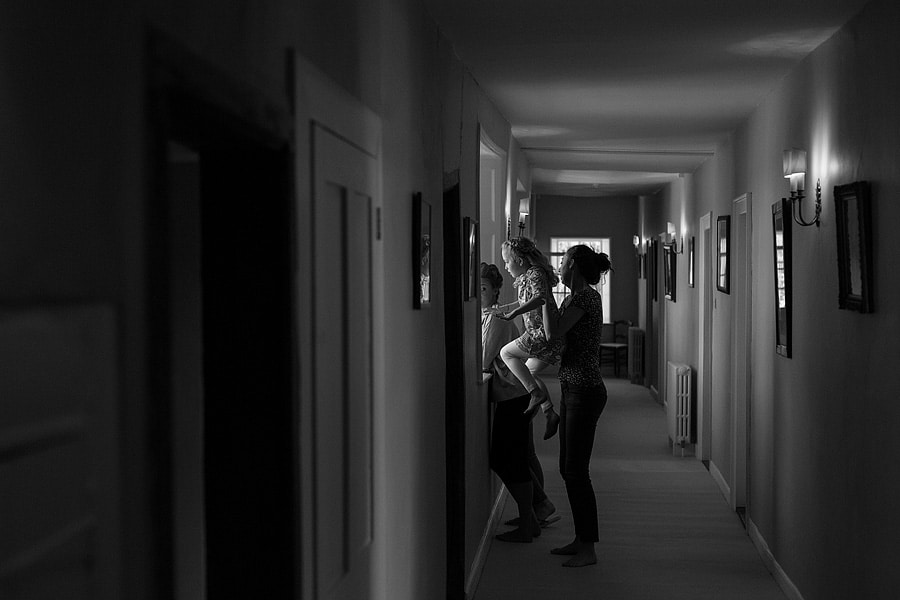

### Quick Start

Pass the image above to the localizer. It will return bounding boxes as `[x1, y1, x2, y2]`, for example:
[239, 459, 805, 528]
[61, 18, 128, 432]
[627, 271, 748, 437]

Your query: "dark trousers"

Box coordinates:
[489, 395, 532, 484]
[558, 381, 607, 543]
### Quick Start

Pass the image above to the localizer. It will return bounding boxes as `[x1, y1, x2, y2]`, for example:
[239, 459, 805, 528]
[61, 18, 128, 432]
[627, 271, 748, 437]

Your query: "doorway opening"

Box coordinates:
[149, 37, 296, 599]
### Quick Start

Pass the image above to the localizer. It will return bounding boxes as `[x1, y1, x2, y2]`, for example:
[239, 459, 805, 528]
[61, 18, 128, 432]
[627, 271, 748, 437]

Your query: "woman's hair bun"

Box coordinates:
[570, 245, 612, 285]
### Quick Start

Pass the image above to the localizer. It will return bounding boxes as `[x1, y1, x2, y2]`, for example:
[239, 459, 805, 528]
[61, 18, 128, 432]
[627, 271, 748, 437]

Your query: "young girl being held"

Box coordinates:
[495, 237, 563, 440]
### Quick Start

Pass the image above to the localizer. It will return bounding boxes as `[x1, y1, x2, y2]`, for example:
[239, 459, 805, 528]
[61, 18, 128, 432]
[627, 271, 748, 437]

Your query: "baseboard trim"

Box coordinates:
[708, 460, 730, 501]
[465, 485, 507, 599]
[748, 518, 805, 600]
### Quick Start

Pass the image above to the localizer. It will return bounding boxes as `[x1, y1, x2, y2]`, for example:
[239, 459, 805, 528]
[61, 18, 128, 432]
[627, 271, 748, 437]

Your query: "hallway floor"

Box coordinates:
[473, 375, 787, 600]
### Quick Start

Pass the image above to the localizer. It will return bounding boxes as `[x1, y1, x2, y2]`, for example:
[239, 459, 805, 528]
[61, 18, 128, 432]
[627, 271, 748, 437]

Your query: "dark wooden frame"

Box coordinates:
[412, 192, 432, 309]
[464, 217, 479, 300]
[688, 236, 695, 288]
[663, 243, 677, 301]
[834, 181, 874, 313]
[772, 199, 792, 357]
[716, 215, 731, 294]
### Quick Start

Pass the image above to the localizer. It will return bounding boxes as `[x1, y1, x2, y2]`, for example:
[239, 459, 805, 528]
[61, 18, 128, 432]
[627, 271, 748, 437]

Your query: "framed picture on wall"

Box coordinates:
[464, 216, 479, 300]
[688, 236, 695, 288]
[716, 215, 730, 294]
[772, 198, 792, 357]
[412, 192, 431, 309]
[834, 181, 874, 313]
[663, 243, 677, 301]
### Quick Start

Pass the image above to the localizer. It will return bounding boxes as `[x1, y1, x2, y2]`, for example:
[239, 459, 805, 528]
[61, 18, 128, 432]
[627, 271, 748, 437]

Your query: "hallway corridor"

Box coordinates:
[474, 376, 787, 600]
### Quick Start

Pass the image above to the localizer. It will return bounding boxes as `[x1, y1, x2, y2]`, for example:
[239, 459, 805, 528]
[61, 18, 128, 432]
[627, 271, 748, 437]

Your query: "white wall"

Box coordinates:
[688, 0, 900, 596]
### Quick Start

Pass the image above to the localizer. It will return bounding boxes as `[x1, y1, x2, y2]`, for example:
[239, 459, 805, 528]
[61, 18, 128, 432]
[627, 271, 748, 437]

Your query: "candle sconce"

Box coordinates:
[783, 148, 821, 227]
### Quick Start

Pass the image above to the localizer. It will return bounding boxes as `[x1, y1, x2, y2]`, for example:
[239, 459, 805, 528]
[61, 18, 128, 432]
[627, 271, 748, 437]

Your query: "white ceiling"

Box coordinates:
[422, 0, 871, 196]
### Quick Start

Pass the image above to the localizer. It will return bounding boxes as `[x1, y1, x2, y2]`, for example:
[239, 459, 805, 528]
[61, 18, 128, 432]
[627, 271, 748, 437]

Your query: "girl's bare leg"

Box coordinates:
[500, 342, 547, 408]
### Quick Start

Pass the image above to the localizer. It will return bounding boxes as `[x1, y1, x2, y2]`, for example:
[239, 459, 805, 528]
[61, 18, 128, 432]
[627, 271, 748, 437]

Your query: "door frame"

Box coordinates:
[697, 212, 713, 463]
[292, 52, 384, 600]
[730, 194, 752, 513]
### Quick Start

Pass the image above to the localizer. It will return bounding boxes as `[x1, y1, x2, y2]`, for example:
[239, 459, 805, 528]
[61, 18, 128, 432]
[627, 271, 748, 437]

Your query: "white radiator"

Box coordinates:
[627, 327, 644, 384]
[666, 361, 692, 454]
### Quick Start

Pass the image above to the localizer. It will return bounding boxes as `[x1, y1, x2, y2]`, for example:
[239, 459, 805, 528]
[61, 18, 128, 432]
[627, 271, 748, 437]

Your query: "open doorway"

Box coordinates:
[149, 36, 296, 599]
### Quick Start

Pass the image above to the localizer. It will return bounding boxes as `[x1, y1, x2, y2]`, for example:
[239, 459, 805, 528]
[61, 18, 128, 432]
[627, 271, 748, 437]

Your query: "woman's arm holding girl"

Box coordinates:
[542, 300, 584, 342]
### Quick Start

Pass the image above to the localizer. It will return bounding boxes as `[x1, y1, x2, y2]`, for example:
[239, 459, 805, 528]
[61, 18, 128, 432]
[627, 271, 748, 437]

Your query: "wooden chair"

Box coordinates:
[600, 320, 631, 377]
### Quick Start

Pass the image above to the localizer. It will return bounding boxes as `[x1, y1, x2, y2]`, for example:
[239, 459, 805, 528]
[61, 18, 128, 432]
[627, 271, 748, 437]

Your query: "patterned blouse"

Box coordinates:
[513, 266, 562, 365]
[558, 286, 604, 386]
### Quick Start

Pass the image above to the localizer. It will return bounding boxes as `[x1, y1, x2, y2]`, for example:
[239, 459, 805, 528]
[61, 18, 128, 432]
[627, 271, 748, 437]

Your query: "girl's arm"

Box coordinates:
[490, 301, 519, 315]
[500, 296, 543, 319]
[500, 269, 547, 319]
[542, 300, 584, 341]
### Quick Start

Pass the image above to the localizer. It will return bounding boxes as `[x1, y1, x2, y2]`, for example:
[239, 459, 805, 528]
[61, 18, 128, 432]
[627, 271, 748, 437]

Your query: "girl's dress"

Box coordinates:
[513, 266, 564, 365]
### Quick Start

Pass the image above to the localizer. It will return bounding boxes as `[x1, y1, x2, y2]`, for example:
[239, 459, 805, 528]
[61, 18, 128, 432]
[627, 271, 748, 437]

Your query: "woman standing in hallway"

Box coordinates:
[481, 263, 557, 542]
[542, 245, 611, 567]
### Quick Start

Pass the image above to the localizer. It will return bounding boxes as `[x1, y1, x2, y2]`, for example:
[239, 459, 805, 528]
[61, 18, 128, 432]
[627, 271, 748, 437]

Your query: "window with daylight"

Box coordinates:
[549, 238, 611, 320]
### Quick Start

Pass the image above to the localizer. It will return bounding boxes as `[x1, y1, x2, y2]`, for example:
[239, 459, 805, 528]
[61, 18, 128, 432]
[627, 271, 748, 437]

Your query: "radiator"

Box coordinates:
[627, 327, 644, 383]
[666, 361, 692, 454]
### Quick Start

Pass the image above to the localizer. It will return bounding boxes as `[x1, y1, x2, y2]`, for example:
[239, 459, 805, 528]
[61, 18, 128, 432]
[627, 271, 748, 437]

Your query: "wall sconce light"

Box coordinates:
[664, 223, 684, 253]
[517, 196, 529, 235]
[633, 235, 641, 254]
[518, 196, 530, 217]
[783, 148, 821, 227]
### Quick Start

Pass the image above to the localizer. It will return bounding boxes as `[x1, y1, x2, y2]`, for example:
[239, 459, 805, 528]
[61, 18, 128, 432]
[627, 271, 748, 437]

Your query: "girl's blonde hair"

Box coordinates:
[502, 237, 560, 287]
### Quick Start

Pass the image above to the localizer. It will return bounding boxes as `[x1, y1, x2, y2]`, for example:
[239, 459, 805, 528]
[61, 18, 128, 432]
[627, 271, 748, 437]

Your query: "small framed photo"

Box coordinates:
[464, 216, 479, 300]
[412, 192, 431, 309]
[688, 236, 695, 288]
[717, 215, 730, 294]
[834, 181, 874, 313]
[663, 243, 676, 301]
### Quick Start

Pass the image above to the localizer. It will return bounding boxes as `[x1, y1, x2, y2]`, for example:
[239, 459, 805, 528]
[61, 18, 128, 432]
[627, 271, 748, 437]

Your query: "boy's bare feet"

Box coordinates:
[495, 516, 541, 543]
[534, 499, 556, 522]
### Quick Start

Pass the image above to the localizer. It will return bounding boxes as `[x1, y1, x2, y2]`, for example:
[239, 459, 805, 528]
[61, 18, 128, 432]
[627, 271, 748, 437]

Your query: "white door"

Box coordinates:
[312, 125, 377, 600]
[294, 54, 383, 600]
